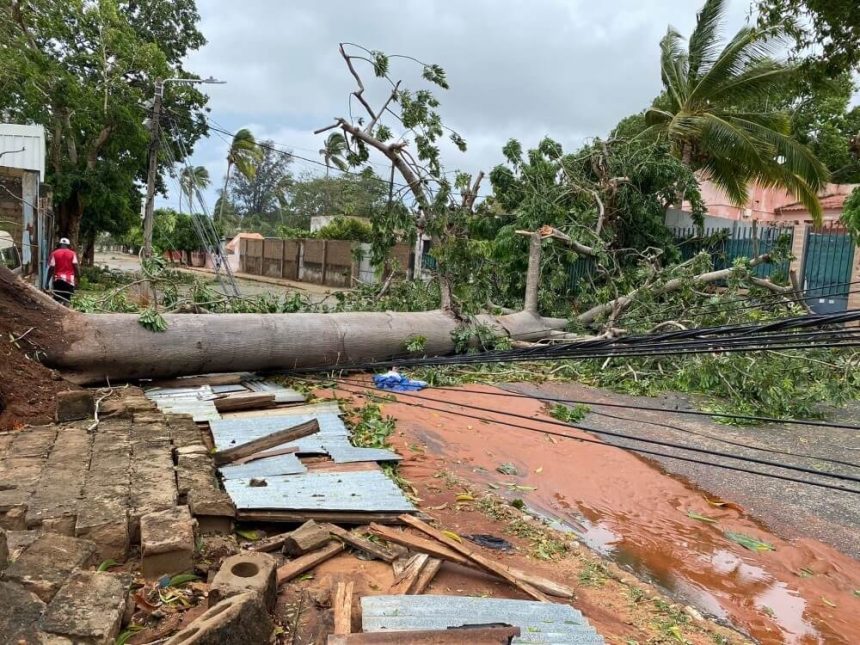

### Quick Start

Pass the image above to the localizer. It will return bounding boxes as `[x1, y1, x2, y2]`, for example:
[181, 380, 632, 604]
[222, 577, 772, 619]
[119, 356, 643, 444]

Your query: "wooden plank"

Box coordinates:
[333, 581, 354, 635]
[369, 523, 471, 567]
[388, 553, 429, 594]
[276, 541, 344, 586]
[238, 510, 409, 525]
[214, 419, 319, 466]
[231, 445, 299, 466]
[323, 524, 398, 563]
[304, 460, 380, 473]
[327, 625, 520, 644]
[147, 373, 246, 389]
[410, 557, 442, 595]
[398, 515, 552, 603]
[369, 524, 572, 599]
[283, 520, 331, 556]
[249, 532, 291, 553]
[213, 392, 275, 412]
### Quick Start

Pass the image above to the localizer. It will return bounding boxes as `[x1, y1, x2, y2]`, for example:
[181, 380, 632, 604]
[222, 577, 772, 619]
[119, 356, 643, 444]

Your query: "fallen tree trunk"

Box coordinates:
[0, 266, 568, 384]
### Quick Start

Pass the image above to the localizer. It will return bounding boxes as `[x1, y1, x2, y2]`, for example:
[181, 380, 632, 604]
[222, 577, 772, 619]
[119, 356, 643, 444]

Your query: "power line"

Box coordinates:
[316, 378, 860, 494]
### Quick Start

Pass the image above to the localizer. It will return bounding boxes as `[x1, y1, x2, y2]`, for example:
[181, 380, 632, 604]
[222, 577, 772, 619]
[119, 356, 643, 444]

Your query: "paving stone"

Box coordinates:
[164, 592, 273, 645]
[2, 532, 96, 602]
[187, 488, 235, 534]
[0, 580, 47, 643]
[0, 432, 14, 460]
[4, 529, 38, 559]
[25, 427, 90, 532]
[176, 444, 209, 456]
[177, 453, 216, 498]
[55, 390, 95, 423]
[130, 422, 171, 444]
[40, 570, 131, 645]
[140, 505, 196, 579]
[7, 426, 57, 458]
[209, 552, 277, 611]
[0, 504, 27, 530]
[128, 440, 177, 542]
[166, 414, 204, 448]
[0, 527, 7, 570]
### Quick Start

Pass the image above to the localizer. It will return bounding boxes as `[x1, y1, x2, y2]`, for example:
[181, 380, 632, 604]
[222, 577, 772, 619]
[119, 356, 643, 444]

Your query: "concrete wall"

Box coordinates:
[240, 237, 413, 287]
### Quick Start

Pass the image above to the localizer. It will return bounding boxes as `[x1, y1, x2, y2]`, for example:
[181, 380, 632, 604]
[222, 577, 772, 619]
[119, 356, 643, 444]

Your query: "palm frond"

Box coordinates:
[689, 26, 776, 103]
[707, 60, 795, 106]
[700, 155, 752, 207]
[687, 0, 725, 79]
[659, 29, 688, 110]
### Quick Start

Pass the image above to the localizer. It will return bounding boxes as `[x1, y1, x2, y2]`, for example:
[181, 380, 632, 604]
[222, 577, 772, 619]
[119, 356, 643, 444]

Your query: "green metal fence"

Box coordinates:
[801, 225, 855, 313]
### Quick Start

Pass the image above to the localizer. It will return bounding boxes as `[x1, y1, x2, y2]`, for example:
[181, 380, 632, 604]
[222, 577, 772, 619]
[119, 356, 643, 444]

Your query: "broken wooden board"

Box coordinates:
[388, 553, 430, 594]
[214, 392, 276, 412]
[276, 541, 344, 585]
[237, 510, 410, 525]
[333, 581, 354, 635]
[368, 524, 573, 599]
[323, 524, 398, 563]
[361, 596, 604, 644]
[283, 520, 331, 556]
[214, 419, 320, 466]
[399, 516, 551, 603]
[411, 558, 442, 595]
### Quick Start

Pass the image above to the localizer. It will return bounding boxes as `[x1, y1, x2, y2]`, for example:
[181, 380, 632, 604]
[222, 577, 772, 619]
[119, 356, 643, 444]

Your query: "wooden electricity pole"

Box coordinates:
[142, 79, 164, 260]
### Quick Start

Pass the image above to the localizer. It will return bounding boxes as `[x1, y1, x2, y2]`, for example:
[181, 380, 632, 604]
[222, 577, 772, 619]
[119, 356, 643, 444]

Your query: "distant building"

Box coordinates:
[224, 231, 264, 272]
[0, 124, 50, 285]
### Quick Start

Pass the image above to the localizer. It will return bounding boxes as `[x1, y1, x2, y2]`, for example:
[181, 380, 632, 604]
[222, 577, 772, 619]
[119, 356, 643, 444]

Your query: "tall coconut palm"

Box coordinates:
[645, 0, 829, 223]
[179, 166, 210, 214]
[319, 132, 349, 176]
[218, 129, 261, 224]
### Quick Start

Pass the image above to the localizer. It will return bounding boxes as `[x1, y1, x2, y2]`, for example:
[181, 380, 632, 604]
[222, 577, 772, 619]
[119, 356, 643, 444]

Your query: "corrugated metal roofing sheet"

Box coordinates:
[361, 596, 604, 644]
[219, 452, 307, 480]
[223, 470, 415, 512]
[0, 124, 46, 179]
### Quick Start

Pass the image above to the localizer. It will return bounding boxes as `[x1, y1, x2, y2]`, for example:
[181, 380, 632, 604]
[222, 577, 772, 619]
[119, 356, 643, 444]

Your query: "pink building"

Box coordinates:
[689, 180, 858, 225]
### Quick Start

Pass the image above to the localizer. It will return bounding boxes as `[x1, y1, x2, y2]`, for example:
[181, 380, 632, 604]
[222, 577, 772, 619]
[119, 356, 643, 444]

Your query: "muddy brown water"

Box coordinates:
[352, 383, 860, 644]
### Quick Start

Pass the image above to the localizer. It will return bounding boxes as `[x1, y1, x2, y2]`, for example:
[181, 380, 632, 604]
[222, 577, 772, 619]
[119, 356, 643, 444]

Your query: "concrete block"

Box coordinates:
[0, 527, 7, 570]
[140, 505, 196, 579]
[0, 580, 46, 643]
[176, 444, 209, 456]
[2, 532, 96, 602]
[164, 592, 273, 645]
[55, 390, 95, 422]
[208, 552, 277, 611]
[187, 488, 235, 535]
[4, 529, 38, 559]
[75, 494, 130, 561]
[40, 570, 131, 645]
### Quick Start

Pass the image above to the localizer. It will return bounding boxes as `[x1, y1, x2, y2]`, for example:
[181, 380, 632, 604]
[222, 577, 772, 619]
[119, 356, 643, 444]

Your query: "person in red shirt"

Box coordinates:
[47, 237, 80, 305]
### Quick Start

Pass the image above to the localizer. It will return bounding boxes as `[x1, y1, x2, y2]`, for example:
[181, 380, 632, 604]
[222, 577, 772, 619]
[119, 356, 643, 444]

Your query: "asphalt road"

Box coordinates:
[503, 381, 860, 559]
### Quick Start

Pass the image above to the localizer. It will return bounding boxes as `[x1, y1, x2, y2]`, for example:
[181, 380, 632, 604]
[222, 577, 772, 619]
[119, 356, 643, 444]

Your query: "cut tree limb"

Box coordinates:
[576, 252, 772, 325]
[398, 515, 552, 602]
[213, 419, 319, 466]
[276, 541, 345, 586]
[213, 392, 276, 412]
[368, 523, 573, 599]
[333, 581, 354, 635]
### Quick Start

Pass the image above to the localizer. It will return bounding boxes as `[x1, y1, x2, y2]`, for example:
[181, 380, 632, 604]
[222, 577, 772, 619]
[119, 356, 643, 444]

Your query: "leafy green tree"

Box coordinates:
[227, 140, 292, 223]
[285, 170, 389, 230]
[757, 0, 860, 76]
[0, 0, 208, 246]
[645, 0, 829, 222]
[315, 216, 372, 242]
[319, 132, 348, 176]
[217, 128, 261, 224]
[179, 165, 210, 213]
[841, 187, 860, 241]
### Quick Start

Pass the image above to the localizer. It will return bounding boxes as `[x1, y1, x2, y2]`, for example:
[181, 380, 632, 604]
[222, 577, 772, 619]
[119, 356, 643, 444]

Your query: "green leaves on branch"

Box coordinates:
[138, 308, 167, 333]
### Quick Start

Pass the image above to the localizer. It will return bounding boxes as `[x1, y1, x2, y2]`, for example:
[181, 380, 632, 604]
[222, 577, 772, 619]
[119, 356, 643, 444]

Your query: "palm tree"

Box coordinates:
[218, 129, 261, 224]
[179, 166, 210, 214]
[319, 132, 348, 176]
[645, 0, 829, 223]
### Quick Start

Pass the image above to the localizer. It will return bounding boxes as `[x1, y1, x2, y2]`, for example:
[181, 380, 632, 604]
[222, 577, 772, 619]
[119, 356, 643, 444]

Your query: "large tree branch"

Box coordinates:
[339, 43, 379, 124]
[576, 253, 772, 325]
[461, 171, 485, 211]
[86, 125, 113, 170]
[535, 226, 597, 256]
[365, 81, 401, 134]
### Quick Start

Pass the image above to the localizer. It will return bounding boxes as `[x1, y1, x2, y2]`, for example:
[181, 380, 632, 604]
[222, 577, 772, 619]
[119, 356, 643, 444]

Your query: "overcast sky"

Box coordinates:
[165, 0, 752, 210]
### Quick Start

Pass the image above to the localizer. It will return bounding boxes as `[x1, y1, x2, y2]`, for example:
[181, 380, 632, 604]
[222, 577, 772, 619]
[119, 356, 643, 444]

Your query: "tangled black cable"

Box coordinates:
[313, 377, 860, 495]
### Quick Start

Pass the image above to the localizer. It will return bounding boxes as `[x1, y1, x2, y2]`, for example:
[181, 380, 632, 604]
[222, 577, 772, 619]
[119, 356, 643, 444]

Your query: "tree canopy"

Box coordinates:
[0, 0, 208, 252]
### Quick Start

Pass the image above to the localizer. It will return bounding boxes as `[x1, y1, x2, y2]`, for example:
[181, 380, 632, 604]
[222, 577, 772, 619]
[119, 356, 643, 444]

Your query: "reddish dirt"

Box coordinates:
[0, 267, 80, 429]
[327, 381, 860, 645]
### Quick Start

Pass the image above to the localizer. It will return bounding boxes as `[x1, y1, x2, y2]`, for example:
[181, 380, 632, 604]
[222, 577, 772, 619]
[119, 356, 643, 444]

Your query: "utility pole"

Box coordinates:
[142, 79, 164, 259]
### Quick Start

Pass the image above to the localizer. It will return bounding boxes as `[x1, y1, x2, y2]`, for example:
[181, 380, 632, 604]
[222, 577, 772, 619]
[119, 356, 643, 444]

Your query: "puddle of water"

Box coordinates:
[375, 386, 860, 644]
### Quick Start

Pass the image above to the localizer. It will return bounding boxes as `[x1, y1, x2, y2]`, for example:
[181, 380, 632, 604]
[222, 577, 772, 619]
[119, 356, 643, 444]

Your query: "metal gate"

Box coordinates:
[801, 226, 855, 313]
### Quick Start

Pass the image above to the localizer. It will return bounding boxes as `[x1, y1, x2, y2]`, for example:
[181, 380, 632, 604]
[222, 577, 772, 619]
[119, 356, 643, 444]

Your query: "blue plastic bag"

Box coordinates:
[373, 370, 427, 392]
